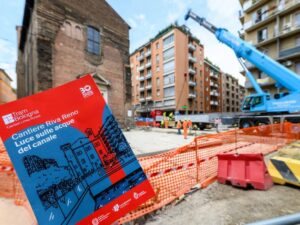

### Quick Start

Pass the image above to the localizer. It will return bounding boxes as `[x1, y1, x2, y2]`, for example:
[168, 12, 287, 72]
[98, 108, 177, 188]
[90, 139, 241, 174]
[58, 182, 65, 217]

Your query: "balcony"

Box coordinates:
[140, 97, 145, 102]
[138, 65, 145, 71]
[145, 50, 151, 57]
[278, 0, 300, 16]
[279, 46, 300, 59]
[145, 84, 152, 90]
[146, 96, 152, 101]
[210, 91, 219, 97]
[188, 43, 196, 51]
[188, 93, 196, 99]
[245, 7, 278, 32]
[145, 62, 152, 68]
[210, 81, 218, 88]
[139, 86, 145, 91]
[138, 76, 145, 81]
[239, 10, 244, 23]
[243, 0, 269, 13]
[137, 54, 144, 61]
[188, 55, 197, 63]
[245, 77, 276, 88]
[188, 80, 196, 86]
[188, 67, 196, 75]
[210, 72, 218, 79]
[210, 101, 219, 106]
[145, 73, 152, 79]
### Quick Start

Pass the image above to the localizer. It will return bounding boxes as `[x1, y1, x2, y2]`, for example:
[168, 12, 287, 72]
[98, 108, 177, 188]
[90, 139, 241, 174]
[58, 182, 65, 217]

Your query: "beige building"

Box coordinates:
[0, 69, 16, 104]
[239, 0, 300, 93]
[130, 24, 205, 116]
[203, 59, 223, 113]
[221, 73, 245, 112]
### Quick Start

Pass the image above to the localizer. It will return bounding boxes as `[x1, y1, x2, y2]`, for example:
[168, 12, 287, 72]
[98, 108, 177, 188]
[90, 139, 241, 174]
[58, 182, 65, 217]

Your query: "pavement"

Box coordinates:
[123, 127, 229, 156]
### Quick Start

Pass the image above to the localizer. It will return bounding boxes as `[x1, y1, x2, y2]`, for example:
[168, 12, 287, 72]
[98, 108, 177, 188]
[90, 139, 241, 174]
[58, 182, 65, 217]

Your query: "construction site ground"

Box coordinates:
[124, 127, 224, 155]
[1, 127, 300, 225]
[144, 182, 300, 225]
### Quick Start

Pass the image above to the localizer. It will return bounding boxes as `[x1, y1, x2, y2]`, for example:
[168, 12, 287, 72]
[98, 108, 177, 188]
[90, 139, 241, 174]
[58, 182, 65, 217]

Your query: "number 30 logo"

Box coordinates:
[80, 85, 93, 97]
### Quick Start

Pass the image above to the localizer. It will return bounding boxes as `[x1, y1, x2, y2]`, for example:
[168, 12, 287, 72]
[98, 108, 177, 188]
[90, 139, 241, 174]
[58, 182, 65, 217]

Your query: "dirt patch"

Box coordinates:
[144, 182, 300, 225]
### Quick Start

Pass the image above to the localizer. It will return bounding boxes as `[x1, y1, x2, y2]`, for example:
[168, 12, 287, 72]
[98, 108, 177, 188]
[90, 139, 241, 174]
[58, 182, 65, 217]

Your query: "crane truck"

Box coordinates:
[185, 10, 300, 129]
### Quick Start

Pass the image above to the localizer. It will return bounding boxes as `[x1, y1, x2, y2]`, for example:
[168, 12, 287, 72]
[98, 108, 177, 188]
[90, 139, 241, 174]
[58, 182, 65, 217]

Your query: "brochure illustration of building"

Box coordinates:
[0, 75, 154, 225]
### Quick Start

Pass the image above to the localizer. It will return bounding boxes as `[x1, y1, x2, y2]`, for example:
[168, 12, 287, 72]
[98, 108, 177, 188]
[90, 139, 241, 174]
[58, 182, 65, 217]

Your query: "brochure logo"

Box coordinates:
[112, 204, 120, 212]
[91, 218, 99, 225]
[80, 85, 94, 98]
[2, 114, 15, 125]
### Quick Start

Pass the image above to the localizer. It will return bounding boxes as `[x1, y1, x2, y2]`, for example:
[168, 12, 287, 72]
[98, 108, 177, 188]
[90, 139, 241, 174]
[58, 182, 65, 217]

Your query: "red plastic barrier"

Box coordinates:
[217, 153, 273, 190]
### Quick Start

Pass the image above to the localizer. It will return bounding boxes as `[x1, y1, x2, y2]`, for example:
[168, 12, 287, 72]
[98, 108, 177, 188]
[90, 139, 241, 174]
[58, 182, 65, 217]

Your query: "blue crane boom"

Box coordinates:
[185, 10, 300, 116]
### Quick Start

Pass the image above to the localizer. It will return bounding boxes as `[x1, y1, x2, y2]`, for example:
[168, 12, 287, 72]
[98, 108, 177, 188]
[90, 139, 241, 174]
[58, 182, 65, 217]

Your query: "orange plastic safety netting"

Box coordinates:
[0, 122, 299, 224]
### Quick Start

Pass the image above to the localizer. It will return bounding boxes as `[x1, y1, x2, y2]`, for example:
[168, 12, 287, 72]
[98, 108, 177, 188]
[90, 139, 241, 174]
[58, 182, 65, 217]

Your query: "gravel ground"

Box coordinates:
[145, 182, 300, 225]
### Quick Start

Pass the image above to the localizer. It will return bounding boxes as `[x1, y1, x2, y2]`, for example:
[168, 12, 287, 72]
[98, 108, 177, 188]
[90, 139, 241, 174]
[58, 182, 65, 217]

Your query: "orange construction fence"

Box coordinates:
[0, 122, 299, 224]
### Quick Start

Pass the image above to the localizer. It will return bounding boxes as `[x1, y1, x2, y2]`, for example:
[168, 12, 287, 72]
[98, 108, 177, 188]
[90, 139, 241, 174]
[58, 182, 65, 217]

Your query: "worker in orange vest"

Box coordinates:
[188, 119, 192, 134]
[183, 119, 188, 139]
[176, 120, 182, 134]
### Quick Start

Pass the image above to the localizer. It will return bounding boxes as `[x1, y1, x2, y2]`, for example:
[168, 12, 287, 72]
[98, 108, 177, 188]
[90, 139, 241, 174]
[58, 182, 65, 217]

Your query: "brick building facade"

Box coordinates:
[16, 0, 131, 126]
[0, 69, 16, 104]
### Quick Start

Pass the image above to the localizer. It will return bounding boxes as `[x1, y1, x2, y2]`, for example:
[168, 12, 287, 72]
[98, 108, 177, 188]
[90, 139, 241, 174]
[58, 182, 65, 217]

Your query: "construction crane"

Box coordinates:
[185, 10, 300, 128]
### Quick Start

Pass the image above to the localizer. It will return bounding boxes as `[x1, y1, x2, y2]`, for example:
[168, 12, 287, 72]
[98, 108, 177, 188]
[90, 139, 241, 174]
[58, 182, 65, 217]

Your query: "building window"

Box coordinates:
[296, 62, 300, 75]
[296, 36, 300, 47]
[156, 42, 159, 49]
[163, 33, 174, 47]
[257, 27, 268, 43]
[87, 26, 100, 55]
[156, 54, 159, 64]
[164, 73, 175, 85]
[156, 77, 160, 86]
[156, 65, 160, 72]
[75, 25, 82, 40]
[157, 89, 160, 96]
[295, 12, 300, 27]
[164, 86, 175, 98]
[163, 47, 175, 61]
[64, 21, 72, 36]
[163, 60, 175, 73]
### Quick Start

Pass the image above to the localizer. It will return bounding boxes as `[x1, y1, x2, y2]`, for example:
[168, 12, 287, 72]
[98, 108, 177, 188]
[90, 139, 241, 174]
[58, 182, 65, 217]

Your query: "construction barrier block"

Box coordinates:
[268, 156, 300, 187]
[217, 153, 273, 190]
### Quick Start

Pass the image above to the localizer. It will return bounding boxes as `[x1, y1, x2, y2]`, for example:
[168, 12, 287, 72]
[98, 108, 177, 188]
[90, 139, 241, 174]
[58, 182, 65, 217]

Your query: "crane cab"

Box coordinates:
[242, 94, 270, 113]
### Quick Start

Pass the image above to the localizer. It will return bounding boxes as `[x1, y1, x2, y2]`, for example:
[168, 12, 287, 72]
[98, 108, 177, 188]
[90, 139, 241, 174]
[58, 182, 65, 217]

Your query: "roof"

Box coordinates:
[204, 58, 220, 71]
[131, 23, 202, 55]
[0, 68, 13, 81]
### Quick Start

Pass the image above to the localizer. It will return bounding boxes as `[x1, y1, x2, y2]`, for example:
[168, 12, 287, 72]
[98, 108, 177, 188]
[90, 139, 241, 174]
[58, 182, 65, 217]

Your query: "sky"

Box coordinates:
[0, 0, 245, 89]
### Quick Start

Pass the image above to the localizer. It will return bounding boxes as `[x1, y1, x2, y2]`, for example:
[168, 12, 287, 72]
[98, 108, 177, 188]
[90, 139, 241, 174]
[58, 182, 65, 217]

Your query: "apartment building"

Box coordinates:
[130, 24, 204, 116]
[203, 59, 222, 113]
[221, 73, 244, 112]
[0, 69, 16, 104]
[239, 0, 300, 94]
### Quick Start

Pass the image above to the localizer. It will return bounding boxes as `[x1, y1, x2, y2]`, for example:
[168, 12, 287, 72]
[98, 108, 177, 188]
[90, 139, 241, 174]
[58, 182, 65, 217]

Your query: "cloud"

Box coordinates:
[164, 0, 192, 23]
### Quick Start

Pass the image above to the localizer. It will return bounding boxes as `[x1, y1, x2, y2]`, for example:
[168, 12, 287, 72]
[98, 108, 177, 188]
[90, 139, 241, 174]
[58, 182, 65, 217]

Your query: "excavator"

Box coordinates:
[185, 10, 300, 129]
